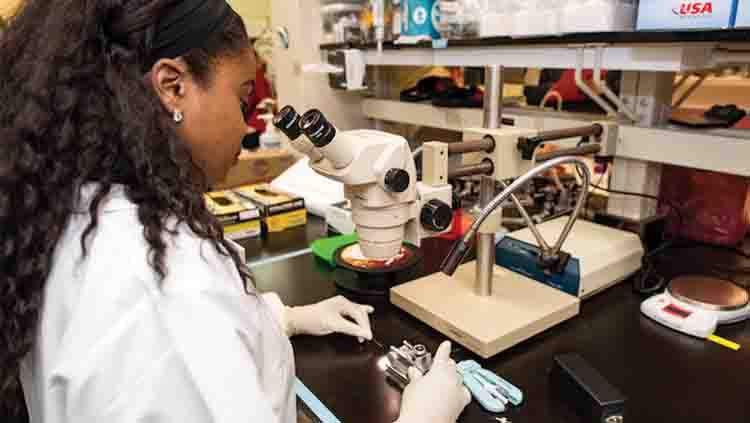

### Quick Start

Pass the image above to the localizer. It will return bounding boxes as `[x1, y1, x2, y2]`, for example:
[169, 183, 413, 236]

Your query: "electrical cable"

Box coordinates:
[560, 158, 749, 294]
[590, 180, 684, 232]
[578, 162, 686, 294]
[600, 185, 679, 294]
[577, 162, 750, 294]
[584, 173, 604, 218]
[583, 162, 684, 233]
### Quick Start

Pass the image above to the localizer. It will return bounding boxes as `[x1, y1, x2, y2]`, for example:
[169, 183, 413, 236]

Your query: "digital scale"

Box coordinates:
[641, 275, 750, 350]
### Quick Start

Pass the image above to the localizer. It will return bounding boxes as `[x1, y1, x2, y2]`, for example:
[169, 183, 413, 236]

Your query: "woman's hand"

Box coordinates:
[396, 341, 472, 423]
[285, 296, 374, 342]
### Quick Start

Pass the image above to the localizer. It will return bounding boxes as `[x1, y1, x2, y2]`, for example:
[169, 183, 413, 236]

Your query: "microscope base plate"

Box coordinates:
[391, 262, 580, 359]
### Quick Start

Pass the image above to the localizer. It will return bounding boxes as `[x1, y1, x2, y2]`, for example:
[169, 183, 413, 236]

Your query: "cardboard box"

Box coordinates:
[233, 184, 307, 233]
[736, 0, 750, 26]
[637, 0, 737, 30]
[213, 149, 297, 190]
[205, 190, 262, 240]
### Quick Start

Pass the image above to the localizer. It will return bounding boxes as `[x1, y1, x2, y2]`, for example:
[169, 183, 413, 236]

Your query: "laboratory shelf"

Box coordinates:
[320, 29, 750, 72]
[362, 98, 750, 176]
[362, 98, 606, 132]
[320, 29, 750, 51]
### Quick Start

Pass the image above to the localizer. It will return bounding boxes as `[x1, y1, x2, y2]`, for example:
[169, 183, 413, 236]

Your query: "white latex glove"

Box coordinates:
[285, 295, 374, 342]
[396, 341, 472, 423]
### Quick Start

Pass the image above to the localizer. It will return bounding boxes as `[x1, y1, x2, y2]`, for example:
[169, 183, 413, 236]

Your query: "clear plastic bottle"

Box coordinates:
[259, 114, 282, 150]
[392, 0, 402, 37]
[513, 0, 535, 36]
[437, 0, 483, 39]
[321, 2, 367, 43]
[537, 0, 563, 35]
[562, 0, 589, 33]
[364, 0, 396, 43]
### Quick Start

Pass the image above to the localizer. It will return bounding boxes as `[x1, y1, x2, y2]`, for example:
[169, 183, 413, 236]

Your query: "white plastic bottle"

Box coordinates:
[438, 0, 483, 39]
[500, 0, 522, 37]
[562, 0, 588, 33]
[392, 0, 402, 37]
[538, 0, 563, 35]
[514, 0, 537, 36]
[259, 114, 283, 150]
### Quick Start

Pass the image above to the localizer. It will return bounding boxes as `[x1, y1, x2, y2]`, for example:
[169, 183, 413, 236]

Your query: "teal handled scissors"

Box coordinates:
[457, 360, 524, 414]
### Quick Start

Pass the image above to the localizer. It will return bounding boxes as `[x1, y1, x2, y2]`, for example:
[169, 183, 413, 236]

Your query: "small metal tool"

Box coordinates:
[383, 340, 433, 389]
[371, 337, 385, 350]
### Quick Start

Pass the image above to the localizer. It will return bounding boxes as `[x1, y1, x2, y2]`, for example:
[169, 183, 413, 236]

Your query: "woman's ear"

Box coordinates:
[149, 58, 189, 113]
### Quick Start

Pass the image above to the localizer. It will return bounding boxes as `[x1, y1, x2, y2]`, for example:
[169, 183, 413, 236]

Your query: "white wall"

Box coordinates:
[271, 0, 371, 132]
[0, 0, 21, 18]
[229, 0, 271, 37]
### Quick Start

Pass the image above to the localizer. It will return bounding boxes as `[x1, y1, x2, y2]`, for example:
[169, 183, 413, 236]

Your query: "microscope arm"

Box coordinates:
[442, 156, 592, 276]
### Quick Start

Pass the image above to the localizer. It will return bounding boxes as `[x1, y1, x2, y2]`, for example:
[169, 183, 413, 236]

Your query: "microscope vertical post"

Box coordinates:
[476, 65, 504, 297]
[476, 176, 496, 296]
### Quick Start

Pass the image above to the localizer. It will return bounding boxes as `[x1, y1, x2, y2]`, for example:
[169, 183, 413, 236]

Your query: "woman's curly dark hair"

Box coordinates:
[0, 0, 253, 416]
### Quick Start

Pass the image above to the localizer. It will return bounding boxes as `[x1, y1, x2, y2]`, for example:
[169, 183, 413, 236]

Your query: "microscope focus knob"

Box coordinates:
[384, 168, 410, 193]
[420, 200, 453, 232]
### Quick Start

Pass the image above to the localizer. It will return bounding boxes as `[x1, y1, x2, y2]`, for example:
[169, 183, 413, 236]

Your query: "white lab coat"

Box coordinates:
[20, 184, 296, 423]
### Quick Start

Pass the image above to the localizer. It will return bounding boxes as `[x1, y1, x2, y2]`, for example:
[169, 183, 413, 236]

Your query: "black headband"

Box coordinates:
[148, 0, 233, 68]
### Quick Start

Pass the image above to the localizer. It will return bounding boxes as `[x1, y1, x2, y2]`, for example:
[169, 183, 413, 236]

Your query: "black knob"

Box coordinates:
[300, 109, 337, 148]
[452, 190, 462, 210]
[384, 168, 410, 193]
[273, 106, 303, 140]
[517, 136, 545, 160]
[420, 199, 453, 232]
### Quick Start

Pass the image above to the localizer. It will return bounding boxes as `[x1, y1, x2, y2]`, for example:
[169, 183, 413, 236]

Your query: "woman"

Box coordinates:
[0, 1, 470, 422]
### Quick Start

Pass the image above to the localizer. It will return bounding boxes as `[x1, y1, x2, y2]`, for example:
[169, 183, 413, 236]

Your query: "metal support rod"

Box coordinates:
[575, 47, 617, 116]
[498, 180, 551, 252]
[713, 49, 750, 65]
[593, 46, 638, 122]
[521, 124, 603, 145]
[483, 65, 504, 129]
[673, 73, 690, 92]
[448, 161, 495, 179]
[536, 144, 602, 162]
[672, 73, 708, 108]
[476, 177, 495, 297]
[474, 65, 503, 297]
[448, 137, 496, 155]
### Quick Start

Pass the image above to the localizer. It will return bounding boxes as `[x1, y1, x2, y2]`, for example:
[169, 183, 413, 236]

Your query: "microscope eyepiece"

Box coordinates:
[273, 106, 303, 140]
[300, 109, 337, 148]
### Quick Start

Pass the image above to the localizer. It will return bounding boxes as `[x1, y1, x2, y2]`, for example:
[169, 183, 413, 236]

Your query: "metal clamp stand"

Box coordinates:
[472, 65, 593, 296]
[443, 157, 592, 278]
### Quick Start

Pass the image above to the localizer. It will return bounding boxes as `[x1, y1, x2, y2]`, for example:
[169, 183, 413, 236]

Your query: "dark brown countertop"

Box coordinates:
[250, 222, 750, 423]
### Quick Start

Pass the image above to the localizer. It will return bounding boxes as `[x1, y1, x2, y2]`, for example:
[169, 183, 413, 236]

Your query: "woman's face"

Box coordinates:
[152, 50, 256, 186]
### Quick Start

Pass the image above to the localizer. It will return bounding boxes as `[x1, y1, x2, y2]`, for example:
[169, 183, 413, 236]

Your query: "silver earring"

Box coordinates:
[173, 110, 184, 124]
